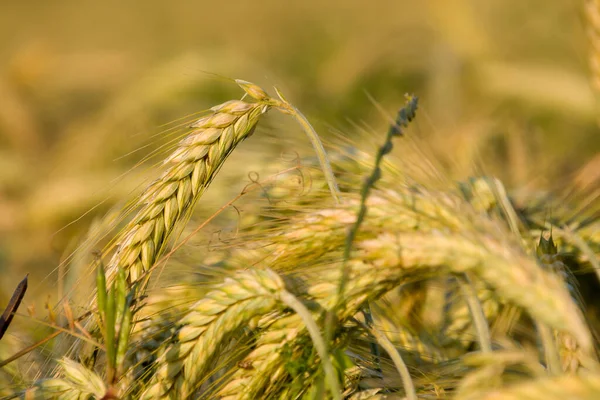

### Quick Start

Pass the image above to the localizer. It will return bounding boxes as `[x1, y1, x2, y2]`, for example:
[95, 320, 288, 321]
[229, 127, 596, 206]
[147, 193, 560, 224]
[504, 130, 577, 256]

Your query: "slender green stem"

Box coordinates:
[279, 290, 342, 400]
[335, 95, 418, 311]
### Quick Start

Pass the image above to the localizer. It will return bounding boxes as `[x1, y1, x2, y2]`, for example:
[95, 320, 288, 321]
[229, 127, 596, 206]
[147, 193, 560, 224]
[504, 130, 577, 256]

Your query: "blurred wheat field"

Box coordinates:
[0, 1, 599, 399]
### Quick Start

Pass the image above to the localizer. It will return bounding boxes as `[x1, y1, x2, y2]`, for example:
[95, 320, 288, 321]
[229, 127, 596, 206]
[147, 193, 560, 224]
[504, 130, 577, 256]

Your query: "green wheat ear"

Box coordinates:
[337, 94, 418, 308]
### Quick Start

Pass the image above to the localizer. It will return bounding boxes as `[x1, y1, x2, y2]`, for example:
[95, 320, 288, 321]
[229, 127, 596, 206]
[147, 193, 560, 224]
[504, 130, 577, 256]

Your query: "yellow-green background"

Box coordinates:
[0, 1, 598, 316]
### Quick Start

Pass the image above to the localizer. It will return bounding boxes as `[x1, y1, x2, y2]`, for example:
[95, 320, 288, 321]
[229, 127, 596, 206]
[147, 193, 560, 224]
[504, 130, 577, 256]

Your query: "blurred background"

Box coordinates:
[0, 0, 598, 341]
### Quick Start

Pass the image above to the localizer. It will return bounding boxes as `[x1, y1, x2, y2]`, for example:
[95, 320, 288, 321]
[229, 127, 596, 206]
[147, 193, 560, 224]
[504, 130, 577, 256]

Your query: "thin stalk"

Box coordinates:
[457, 274, 492, 353]
[362, 307, 382, 373]
[285, 104, 340, 204]
[360, 320, 417, 400]
[271, 89, 340, 204]
[335, 95, 418, 312]
[279, 290, 342, 400]
[536, 321, 562, 375]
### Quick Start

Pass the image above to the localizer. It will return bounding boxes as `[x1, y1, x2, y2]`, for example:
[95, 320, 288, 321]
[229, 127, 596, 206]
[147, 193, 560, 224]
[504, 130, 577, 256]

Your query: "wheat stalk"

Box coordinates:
[371, 307, 447, 363]
[360, 320, 417, 400]
[442, 282, 501, 348]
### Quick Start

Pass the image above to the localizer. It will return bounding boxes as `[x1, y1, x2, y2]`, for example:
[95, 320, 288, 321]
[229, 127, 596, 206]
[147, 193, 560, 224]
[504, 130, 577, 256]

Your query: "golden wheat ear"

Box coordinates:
[104, 80, 340, 287]
[106, 96, 270, 284]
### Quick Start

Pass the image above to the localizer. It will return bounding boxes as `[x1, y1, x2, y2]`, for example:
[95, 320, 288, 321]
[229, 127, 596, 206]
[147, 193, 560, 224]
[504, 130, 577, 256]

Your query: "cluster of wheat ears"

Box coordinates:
[2, 78, 599, 400]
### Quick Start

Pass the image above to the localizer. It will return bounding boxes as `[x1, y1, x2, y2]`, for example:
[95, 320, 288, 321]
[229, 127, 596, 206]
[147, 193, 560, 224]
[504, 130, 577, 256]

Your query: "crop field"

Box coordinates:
[0, 1, 599, 399]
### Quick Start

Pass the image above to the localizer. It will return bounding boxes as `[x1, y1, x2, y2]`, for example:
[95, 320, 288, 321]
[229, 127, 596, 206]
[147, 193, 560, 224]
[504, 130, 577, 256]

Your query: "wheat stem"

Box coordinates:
[270, 87, 341, 204]
[336, 95, 418, 311]
[279, 290, 342, 400]
[536, 321, 561, 375]
[457, 273, 492, 353]
[359, 320, 417, 400]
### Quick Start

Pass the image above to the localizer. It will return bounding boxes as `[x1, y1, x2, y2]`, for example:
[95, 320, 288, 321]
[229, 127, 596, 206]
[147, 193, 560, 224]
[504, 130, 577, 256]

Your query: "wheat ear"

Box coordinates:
[104, 79, 340, 286]
[106, 87, 270, 284]
[308, 230, 591, 350]
[142, 267, 344, 399]
[537, 235, 595, 373]
[219, 311, 348, 400]
[139, 268, 286, 399]
[32, 358, 107, 399]
[218, 313, 304, 400]
[254, 190, 589, 347]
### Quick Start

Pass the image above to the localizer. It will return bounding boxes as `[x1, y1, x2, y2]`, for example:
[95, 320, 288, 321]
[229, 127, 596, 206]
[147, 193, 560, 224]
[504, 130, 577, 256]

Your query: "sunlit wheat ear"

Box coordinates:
[219, 313, 305, 400]
[140, 268, 286, 399]
[340, 232, 590, 349]
[32, 358, 107, 399]
[105, 83, 271, 284]
[104, 79, 340, 286]
[254, 189, 590, 350]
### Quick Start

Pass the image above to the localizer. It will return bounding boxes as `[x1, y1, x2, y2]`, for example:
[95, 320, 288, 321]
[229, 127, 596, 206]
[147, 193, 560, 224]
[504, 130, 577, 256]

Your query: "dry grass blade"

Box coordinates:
[0, 274, 28, 340]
